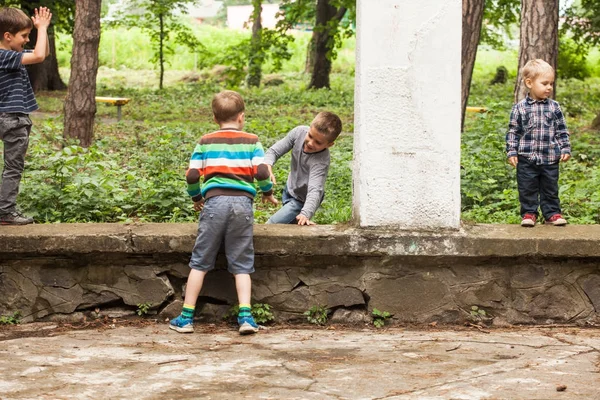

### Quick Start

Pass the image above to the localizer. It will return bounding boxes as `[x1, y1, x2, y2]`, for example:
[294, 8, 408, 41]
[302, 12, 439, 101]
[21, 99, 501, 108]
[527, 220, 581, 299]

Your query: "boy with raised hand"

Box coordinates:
[506, 59, 571, 227]
[0, 6, 51, 225]
[170, 90, 277, 335]
[265, 112, 342, 225]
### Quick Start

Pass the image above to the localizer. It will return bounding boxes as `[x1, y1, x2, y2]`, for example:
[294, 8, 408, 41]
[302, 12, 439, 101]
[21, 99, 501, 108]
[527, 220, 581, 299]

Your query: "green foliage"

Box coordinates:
[371, 308, 391, 328]
[106, 0, 204, 89]
[278, 0, 355, 62]
[304, 305, 329, 326]
[558, 37, 591, 80]
[480, 0, 520, 50]
[224, 303, 275, 324]
[137, 302, 152, 316]
[19, 70, 353, 224]
[250, 303, 275, 324]
[469, 306, 488, 321]
[0, 311, 21, 325]
[563, 0, 600, 49]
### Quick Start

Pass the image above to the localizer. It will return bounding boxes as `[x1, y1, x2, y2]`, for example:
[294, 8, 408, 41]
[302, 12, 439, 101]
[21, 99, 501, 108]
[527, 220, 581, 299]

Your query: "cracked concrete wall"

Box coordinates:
[1, 224, 600, 325]
[353, 0, 461, 229]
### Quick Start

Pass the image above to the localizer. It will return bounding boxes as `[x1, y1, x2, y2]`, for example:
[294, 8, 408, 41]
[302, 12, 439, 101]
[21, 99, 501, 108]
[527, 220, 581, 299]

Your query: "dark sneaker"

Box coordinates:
[546, 214, 567, 226]
[0, 211, 34, 225]
[238, 315, 259, 335]
[169, 315, 194, 333]
[520, 213, 536, 227]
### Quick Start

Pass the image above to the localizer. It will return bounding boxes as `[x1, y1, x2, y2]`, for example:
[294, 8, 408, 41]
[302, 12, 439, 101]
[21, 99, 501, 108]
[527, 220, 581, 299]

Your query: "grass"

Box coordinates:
[56, 23, 355, 86]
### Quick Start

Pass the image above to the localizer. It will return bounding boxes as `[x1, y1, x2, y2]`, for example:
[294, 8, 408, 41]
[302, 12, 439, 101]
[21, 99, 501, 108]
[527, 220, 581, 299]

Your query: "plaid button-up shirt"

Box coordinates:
[506, 95, 571, 165]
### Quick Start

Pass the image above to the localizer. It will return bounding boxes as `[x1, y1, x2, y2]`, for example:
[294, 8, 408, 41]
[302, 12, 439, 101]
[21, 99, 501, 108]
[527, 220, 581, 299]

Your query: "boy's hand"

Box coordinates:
[508, 156, 518, 167]
[296, 214, 316, 226]
[262, 194, 278, 206]
[266, 164, 276, 185]
[193, 199, 204, 211]
[561, 153, 571, 162]
[31, 7, 52, 30]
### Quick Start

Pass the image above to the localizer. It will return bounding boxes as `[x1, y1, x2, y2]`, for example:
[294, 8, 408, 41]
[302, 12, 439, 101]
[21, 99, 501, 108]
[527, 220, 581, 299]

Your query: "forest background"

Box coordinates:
[2, 0, 600, 225]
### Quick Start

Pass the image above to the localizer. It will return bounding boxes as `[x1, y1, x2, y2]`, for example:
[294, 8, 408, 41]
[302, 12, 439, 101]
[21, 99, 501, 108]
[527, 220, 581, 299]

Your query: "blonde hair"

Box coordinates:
[0, 7, 32, 37]
[212, 90, 245, 123]
[521, 59, 554, 82]
[310, 112, 342, 142]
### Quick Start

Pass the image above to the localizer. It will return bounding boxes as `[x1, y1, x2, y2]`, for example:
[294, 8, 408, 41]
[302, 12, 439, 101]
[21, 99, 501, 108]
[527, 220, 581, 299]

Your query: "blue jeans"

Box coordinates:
[516, 156, 561, 219]
[266, 187, 305, 224]
[189, 196, 254, 274]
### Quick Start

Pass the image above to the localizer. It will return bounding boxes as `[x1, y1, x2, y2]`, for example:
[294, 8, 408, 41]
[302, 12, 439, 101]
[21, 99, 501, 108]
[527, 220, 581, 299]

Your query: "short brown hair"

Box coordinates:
[521, 59, 554, 82]
[311, 112, 342, 142]
[0, 7, 32, 37]
[212, 90, 245, 123]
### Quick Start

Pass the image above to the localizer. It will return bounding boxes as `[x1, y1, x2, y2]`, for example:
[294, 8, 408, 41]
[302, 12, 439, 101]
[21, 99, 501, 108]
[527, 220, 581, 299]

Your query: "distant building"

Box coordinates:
[185, 0, 223, 23]
[227, 4, 281, 30]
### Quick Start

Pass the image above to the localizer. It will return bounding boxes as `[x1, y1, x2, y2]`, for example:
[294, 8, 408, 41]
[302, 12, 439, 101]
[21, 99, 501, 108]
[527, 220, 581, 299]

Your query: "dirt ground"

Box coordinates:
[1, 319, 599, 399]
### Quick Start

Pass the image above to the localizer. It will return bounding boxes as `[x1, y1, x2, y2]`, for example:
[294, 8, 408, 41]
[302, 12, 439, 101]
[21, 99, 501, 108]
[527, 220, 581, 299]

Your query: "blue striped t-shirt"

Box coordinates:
[0, 49, 38, 113]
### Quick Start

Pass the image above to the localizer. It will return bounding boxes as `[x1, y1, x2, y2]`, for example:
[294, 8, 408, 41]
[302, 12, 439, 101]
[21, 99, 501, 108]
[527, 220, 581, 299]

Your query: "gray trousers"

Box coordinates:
[0, 113, 32, 214]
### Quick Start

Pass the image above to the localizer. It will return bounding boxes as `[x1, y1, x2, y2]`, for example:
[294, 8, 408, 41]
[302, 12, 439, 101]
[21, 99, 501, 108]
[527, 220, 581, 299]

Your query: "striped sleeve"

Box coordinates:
[253, 142, 273, 195]
[0, 50, 22, 70]
[186, 143, 204, 201]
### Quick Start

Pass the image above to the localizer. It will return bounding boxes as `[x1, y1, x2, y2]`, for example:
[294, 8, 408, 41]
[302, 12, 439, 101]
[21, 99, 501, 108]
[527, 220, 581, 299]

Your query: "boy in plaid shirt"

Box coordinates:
[506, 59, 571, 227]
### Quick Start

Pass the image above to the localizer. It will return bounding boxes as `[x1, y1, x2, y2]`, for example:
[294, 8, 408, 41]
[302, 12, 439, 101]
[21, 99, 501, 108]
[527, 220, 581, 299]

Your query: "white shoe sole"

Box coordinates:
[521, 220, 535, 227]
[239, 322, 259, 335]
[169, 324, 194, 333]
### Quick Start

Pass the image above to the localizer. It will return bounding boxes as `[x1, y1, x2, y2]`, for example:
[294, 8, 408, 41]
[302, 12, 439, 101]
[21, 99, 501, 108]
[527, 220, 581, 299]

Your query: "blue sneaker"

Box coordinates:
[238, 315, 259, 335]
[169, 315, 194, 333]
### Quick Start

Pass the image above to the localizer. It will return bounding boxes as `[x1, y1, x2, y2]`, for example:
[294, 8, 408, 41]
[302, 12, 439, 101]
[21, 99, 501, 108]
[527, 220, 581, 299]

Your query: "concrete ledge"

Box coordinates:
[1, 223, 600, 258]
[2, 223, 600, 325]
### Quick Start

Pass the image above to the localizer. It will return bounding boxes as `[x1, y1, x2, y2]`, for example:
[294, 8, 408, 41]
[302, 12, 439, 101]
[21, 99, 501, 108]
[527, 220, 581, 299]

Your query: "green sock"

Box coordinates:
[182, 304, 195, 319]
[238, 303, 252, 318]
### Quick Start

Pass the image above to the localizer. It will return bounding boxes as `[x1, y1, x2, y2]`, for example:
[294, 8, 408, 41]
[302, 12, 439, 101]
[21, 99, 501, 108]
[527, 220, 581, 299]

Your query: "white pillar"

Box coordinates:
[353, 0, 462, 229]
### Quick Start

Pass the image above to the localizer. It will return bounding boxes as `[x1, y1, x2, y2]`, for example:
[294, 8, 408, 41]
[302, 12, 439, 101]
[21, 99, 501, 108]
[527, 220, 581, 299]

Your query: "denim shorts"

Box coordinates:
[189, 196, 255, 274]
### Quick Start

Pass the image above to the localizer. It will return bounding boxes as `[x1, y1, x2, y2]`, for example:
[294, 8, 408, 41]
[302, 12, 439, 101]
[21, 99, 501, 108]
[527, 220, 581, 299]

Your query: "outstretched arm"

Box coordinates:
[264, 126, 305, 166]
[22, 7, 52, 65]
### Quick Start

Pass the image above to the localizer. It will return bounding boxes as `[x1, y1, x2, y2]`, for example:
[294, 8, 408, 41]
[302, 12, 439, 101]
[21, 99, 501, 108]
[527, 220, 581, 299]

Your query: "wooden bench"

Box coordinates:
[95, 97, 131, 121]
[466, 106, 488, 113]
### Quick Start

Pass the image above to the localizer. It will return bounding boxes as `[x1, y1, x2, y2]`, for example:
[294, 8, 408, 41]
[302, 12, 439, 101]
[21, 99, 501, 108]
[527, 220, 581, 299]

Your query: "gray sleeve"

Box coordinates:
[300, 162, 329, 219]
[264, 126, 306, 165]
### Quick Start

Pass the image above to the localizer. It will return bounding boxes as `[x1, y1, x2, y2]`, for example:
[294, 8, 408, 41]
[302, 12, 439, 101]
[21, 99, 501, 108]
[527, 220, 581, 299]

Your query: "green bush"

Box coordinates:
[558, 38, 590, 81]
[304, 305, 329, 326]
[0, 312, 21, 325]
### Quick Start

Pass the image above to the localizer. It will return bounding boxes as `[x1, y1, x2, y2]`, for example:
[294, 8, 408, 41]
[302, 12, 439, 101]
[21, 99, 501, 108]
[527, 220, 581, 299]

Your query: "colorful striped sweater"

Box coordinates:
[186, 129, 274, 201]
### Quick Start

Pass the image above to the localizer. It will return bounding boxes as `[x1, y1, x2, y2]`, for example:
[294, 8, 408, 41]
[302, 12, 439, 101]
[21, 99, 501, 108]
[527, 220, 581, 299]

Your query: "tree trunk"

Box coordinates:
[514, 0, 559, 102]
[592, 112, 600, 131]
[159, 12, 164, 90]
[304, 36, 315, 74]
[461, 0, 484, 132]
[20, 1, 67, 92]
[308, 1, 346, 89]
[63, 0, 101, 147]
[247, 0, 263, 87]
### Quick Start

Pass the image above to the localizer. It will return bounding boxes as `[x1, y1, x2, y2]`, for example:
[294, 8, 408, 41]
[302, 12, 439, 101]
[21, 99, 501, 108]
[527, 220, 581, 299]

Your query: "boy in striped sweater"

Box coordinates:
[170, 90, 277, 335]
